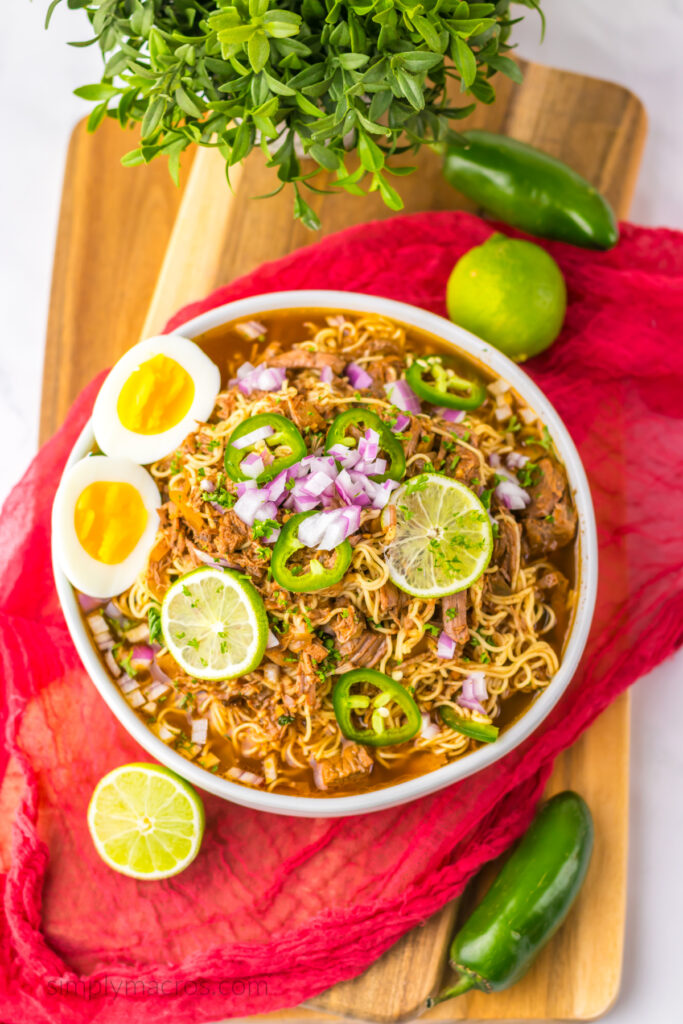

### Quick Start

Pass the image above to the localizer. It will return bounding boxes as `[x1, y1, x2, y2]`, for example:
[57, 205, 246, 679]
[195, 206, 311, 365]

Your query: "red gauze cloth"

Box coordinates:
[1, 211, 683, 1024]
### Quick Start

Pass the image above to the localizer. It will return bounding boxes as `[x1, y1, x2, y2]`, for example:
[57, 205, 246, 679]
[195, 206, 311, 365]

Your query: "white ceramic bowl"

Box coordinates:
[53, 290, 597, 818]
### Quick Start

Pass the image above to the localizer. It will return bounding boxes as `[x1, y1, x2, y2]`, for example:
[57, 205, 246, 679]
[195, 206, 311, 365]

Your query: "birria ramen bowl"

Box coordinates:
[53, 291, 597, 818]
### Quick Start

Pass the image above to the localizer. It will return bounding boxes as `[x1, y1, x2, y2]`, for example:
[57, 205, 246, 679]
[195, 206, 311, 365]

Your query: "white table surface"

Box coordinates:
[2, 3, 682, 1023]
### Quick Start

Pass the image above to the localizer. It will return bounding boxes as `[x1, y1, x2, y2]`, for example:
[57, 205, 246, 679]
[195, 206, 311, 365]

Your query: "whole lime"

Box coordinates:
[446, 233, 567, 361]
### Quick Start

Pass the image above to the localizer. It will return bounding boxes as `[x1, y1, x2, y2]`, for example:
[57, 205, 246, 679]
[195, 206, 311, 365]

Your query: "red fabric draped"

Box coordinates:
[1, 211, 683, 1024]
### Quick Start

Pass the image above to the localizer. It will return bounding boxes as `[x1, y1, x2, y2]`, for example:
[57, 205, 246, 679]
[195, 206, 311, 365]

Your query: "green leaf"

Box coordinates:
[87, 101, 109, 133]
[175, 85, 203, 117]
[358, 131, 384, 172]
[486, 54, 524, 84]
[398, 51, 443, 73]
[295, 93, 324, 118]
[452, 35, 477, 88]
[45, 0, 63, 29]
[121, 148, 145, 167]
[229, 119, 253, 164]
[248, 32, 270, 73]
[395, 69, 425, 111]
[375, 172, 404, 211]
[337, 52, 370, 70]
[307, 142, 341, 170]
[293, 187, 321, 230]
[141, 96, 166, 138]
[73, 83, 119, 101]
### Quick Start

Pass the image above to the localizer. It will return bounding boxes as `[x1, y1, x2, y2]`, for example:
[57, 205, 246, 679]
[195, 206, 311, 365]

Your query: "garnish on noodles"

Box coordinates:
[77, 311, 578, 796]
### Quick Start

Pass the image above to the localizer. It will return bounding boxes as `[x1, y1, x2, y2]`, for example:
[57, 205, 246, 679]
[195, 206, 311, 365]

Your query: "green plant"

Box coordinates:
[46, 0, 544, 227]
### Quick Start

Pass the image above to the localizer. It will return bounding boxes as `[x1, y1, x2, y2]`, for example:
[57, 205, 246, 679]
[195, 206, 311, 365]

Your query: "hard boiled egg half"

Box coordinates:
[93, 335, 220, 464]
[53, 456, 161, 598]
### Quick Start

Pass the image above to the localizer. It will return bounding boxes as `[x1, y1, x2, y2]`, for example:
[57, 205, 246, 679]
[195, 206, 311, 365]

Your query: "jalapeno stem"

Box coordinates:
[426, 973, 477, 1006]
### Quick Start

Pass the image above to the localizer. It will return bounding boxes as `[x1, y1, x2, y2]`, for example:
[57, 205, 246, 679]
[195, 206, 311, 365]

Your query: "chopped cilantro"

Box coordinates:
[278, 715, 294, 727]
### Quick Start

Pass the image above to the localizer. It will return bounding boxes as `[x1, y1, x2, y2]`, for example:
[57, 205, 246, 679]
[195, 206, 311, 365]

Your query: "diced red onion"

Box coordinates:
[145, 680, 170, 701]
[234, 489, 274, 526]
[208, 501, 227, 515]
[150, 660, 173, 684]
[267, 629, 279, 649]
[355, 457, 387, 477]
[421, 712, 441, 740]
[328, 443, 352, 461]
[200, 478, 216, 492]
[437, 631, 456, 659]
[238, 365, 286, 396]
[118, 675, 138, 694]
[235, 320, 267, 340]
[433, 407, 465, 423]
[495, 402, 513, 422]
[391, 414, 411, 433]
[458, 673, 488, 714]
[346, 361, 373, 389]
[297, 506, 361, 550]
[384, 379, 421, 414]
[301, 455, 337, 478]
[240, 452, 265, 479]
[104, 650, 121, 678]
[237, 480, 258, 497]
[131, 644, 155, 663]
[506, 451, 529, 470]
[95, 634, 115, 651]
[191, 718, 208, 746]
[335, 469, 370, 506]
[78, 593, 103, 613]
[232, 424, 274, 450]
[104, 600, 125, 622]
[320, 365, 334, 384]
[187, 540, 233, 568]
[495, 479, 531, 511]
[488, 452, 502, 468]
[263, 663, 280, 685]
[358, 428, 380, 462]
[227, 767, 264, 786]
[302, 471, 333, 497]
[127, 690, 145, 709]
[236, 361, 256, 379]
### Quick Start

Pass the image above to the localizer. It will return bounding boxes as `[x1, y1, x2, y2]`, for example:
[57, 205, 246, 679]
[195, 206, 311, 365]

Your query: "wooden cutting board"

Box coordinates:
[41, 59, 645, 1023]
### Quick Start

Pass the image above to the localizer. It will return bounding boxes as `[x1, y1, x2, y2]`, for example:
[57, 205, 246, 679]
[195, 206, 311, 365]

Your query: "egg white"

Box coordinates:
[52, 456, 161, 598]
[92, 334, 221, 465]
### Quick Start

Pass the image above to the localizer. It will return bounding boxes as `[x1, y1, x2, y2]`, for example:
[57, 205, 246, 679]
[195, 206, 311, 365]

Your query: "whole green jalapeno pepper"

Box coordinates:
[428, 791, 594, 1004]
[443, 131, 619, 251]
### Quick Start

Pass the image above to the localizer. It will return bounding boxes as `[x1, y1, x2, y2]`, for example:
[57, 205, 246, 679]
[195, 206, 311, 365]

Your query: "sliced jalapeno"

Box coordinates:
[325, 407, 406, 482]
[406, 356, 486, 411]
[224, 413, 306, 485]
[271, 511, 352, 593]
[439, 705, 499, 744]
[332, 668, 422, 747]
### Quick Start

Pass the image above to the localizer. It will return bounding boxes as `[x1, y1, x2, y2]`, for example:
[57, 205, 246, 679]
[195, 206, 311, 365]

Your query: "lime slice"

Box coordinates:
[383, 474, 493, 598]
[161, 566, 268, 680]
[87, 763, 205, 880]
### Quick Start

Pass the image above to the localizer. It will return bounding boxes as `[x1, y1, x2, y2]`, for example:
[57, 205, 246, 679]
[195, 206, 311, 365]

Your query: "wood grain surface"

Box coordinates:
[41, 58, 646, 1023]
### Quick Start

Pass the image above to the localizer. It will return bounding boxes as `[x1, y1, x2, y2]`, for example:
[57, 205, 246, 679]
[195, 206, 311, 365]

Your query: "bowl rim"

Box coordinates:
[52, 289, 598, 818]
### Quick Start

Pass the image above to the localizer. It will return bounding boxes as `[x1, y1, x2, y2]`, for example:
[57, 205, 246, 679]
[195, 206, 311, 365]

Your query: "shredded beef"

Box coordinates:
[442, 591, 469, 646]
[339, 631, 387, 668]
[493, 512, 522, 587]
[286, 394, 326, 432]
[311, 743, 374, 791]
[522, 451, 577, 556]
[268, 349, 346, 373]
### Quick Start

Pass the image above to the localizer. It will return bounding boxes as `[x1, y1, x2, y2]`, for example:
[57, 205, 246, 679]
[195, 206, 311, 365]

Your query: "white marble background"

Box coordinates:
[2, 2, 682, 1023]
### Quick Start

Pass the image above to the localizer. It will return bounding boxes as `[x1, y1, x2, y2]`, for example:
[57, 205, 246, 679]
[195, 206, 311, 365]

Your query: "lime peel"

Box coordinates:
[384, 473, 493, 598]
[161, 565, 268, 681]
[87, 763, 205, 880]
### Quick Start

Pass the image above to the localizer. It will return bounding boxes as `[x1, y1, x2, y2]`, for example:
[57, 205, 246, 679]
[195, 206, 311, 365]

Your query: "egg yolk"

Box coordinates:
[74, 481, 148, 564]
[116, 354, 195, 435]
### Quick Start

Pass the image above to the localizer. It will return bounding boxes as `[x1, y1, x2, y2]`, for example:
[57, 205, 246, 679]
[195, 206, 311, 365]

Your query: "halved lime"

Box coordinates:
[87, 763, 205, 880]
[383, 474, 493, 598]
[161, 566, 268, 680]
